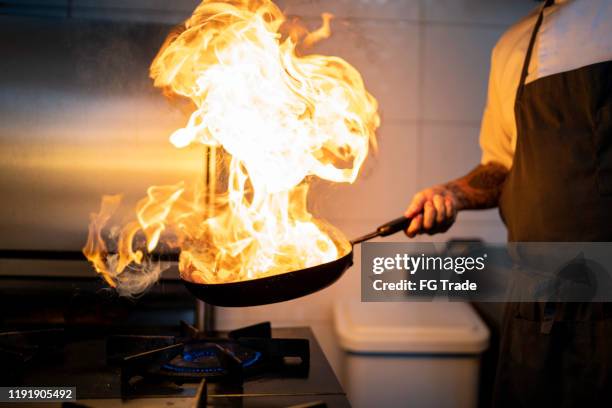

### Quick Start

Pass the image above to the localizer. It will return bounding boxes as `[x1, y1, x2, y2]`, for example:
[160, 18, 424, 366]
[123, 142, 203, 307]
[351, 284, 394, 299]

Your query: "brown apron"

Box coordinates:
[494, 0, 612, 406]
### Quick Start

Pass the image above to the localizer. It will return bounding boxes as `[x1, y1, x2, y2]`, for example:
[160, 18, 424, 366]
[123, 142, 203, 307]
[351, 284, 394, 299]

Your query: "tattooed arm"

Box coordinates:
[404, 162, 508, 237]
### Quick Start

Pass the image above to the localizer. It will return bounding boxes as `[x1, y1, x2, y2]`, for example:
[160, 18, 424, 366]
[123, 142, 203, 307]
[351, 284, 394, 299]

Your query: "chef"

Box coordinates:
[404, 0, 612, 406]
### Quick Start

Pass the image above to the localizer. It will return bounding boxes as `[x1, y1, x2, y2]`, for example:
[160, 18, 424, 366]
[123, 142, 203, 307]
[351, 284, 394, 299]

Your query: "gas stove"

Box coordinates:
[1, 322, 349, 407]
[0, 254, 348, 407]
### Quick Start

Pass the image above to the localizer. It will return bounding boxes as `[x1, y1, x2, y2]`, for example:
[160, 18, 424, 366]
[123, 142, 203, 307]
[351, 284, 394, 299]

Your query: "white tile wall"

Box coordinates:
[277, 0, 419, 20]
[310, 123, 419, 225]
[423, 23, 505, 122]
[310, 19, 420, 121]
[419, 124, 481, 187]
[422, 0, 536, 25]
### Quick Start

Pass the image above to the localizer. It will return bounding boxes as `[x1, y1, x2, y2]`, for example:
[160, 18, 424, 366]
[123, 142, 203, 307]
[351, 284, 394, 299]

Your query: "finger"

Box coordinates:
[445, 196, 456, 222]
[433, 194, 446, 224]
[406, 214, 423, 237]
[423, 201, 436, 230]
[404, 192, 427, 218]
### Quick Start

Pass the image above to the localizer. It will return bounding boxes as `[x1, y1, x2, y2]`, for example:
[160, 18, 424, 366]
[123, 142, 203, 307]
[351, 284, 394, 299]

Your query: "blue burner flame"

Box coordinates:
[241, 351, 262, 368]
[182, 349, 216, 362]
[161, 346, 262, 374]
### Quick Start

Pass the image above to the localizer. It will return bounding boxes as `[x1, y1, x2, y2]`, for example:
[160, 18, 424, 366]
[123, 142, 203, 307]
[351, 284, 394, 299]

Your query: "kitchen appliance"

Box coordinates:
[2, 319, 349, 407]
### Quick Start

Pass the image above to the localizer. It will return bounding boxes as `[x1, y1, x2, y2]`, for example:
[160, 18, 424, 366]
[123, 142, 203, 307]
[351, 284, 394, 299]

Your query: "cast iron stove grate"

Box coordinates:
[0, 323, 338, 407]
[106, 321, 310, 392]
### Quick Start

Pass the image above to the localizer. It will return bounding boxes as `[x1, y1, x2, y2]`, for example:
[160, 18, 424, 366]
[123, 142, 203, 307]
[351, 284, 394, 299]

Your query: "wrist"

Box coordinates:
[443, 182, 467, 211]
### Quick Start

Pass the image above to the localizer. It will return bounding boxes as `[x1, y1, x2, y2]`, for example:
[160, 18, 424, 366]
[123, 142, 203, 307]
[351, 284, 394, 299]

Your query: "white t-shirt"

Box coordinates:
[479, 0, 612, 169]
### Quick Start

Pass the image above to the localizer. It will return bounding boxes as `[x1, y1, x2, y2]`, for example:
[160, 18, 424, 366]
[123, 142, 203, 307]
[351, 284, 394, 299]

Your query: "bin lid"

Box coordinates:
[333, 301, 489, 354]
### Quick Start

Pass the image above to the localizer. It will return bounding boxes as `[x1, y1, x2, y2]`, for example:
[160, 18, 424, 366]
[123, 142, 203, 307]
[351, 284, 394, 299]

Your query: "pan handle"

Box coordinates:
[350, 216, 412, 245]
[376, 216, 412, 237]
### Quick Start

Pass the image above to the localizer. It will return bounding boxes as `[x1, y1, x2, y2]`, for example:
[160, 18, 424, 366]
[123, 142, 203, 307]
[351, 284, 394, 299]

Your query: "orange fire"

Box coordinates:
[83, 0, 379, 294]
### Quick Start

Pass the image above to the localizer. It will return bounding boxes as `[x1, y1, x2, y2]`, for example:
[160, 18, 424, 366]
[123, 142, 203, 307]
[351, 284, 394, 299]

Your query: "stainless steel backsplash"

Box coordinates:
[0, 16, 203, 252]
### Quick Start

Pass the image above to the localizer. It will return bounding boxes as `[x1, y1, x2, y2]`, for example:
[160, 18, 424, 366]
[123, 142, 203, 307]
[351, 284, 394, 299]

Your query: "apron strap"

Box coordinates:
[515, 0, 555, 101]
[513, 0, 555, 335]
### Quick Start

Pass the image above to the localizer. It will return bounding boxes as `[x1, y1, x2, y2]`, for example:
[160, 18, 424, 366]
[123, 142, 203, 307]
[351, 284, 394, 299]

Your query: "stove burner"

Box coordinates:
[0, 323, 341, 407]
[161, 342, 262, 374]
[107, 321, 310, 392]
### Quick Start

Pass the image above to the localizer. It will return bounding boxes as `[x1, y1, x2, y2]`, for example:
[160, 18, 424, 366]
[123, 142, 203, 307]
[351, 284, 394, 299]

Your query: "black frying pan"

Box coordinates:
[183, 216, 411, 307]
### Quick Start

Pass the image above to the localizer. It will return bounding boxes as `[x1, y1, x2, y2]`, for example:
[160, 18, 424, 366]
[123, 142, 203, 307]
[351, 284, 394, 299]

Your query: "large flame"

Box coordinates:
[83, 0, 379, 294]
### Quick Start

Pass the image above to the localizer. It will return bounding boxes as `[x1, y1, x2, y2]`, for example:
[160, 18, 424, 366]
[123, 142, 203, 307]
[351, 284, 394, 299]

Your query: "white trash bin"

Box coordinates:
[334, 301, 489, 408]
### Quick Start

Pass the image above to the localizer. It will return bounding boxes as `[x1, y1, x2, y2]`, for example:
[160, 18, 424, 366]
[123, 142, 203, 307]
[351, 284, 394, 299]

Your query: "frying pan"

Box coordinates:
[183, 216, 411, 307]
